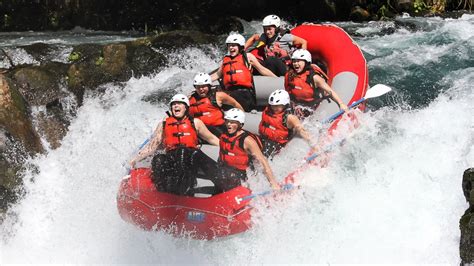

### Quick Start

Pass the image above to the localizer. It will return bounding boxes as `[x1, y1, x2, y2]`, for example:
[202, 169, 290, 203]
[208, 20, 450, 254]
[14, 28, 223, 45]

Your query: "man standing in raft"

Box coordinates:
[244, 14, 307, 76]
[217, 108, 281, 191]
[211, 33, 276, 112]
[129, 94, 222, 196]
[285, 49, 348, 118]
[259, 89, 318, 158]
[189, 72, 243, 137]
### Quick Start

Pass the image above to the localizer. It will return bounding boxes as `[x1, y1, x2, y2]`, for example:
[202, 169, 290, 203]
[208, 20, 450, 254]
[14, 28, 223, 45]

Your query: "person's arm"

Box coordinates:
[287, 114, 318, 153]
[210, 65, 223, 81]
[194, 118, 220, 146]
[246, 53, 277, 77]
[130, 122, 163, 168]
[244, 137, 280, 190]
[292, 35, 307, 50]
[313, 75, 348, 111]
[244, 33, 260, 50]
[216, 91, 244, 110]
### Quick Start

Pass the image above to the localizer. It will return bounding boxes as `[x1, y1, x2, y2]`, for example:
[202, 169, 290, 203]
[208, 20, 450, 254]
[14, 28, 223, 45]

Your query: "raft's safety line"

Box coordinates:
[120, 195, 251, 220]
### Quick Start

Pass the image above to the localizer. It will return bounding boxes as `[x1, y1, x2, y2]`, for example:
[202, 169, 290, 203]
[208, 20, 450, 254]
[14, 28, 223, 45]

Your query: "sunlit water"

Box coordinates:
[1, 14, 473, 263]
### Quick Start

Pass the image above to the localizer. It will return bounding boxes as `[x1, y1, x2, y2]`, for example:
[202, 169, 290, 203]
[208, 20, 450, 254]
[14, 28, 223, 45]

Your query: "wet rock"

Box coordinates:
[126, 43, 167, 76]
[395, 0, 413, 13]
[9, 64, 75, 150]
[11, 63, 68, 106]
[350, 6, 371, 21]
[0, 127, 27, 215]
[66, 43, 111, 103]
[67, 41, 168, 104]
[35, 99, 71, 150]
[0, 74, 43, 154]
[207, 16, 244, 35]
[460, 168, 474, 264]
[101, 44, 127, 76]
[21, 43, 54, 65]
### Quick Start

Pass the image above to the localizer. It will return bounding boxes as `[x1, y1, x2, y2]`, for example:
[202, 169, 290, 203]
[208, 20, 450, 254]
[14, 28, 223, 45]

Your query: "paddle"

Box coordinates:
[235, 84, 392, 203]
[235, 183, 294, 204]
[306, 84, 391, 160]
[322, 84, 392, 124]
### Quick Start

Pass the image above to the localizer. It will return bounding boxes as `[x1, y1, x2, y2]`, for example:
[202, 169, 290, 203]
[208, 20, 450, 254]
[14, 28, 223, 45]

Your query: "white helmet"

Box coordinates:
[262, 15, 281, 28]
[268, 89, 290, 105]
[193, 72, 212, 86]
[224, 108, 245, 124]
[169, 93, 189, 107]
[291, 49, 312, 63]
[225, 33, 245, 47]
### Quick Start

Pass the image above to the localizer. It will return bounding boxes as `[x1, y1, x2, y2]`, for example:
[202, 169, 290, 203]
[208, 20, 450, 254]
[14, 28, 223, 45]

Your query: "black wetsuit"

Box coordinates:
[151, 147, 220, 196]
[227, 86, 256, 112]
[260, 137, 285, 158]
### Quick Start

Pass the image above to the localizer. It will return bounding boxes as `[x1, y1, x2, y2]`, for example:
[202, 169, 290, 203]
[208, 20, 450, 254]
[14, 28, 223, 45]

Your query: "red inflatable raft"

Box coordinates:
[117, 24, 369, 240]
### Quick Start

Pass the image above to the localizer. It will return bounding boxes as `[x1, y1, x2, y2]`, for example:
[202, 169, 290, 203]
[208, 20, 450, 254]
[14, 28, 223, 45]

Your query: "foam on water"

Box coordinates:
[1, 16, 473, 263]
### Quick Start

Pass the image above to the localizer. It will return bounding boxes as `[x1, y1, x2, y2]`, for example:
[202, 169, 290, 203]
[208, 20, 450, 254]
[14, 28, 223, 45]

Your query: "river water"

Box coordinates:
[1, 15, 473, 263]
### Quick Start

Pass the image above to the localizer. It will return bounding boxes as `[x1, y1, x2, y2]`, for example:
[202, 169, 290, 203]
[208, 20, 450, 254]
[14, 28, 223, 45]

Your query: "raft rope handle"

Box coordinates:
[122, 195, 251, 220]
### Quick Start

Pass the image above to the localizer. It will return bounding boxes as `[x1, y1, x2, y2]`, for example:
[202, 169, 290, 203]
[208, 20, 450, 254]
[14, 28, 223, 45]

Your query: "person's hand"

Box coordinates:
[340, 103, 349, 112]
[293, 106, 305, 119]
[271, 181, 281, 190]
[310, 145, 319, 155]
[129, 158, 137, 169]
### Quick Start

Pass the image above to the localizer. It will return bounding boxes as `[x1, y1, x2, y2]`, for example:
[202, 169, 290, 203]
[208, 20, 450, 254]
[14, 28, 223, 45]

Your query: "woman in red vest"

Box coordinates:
[285, 49, 348, 118]
[259, 89, 318, 158]
[130, 94, 221, 196]
[217, 108, 280, 192]
[189, 72, 243, 137]
[211, 33, 276, 112]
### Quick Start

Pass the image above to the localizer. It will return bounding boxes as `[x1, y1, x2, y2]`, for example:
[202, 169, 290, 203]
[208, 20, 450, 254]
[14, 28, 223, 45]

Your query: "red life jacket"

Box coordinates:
[219, 130, 263, 171]
[255, 31, 292, 65]
[258, 107, 291, 145]
[284, 64, 329, 104]
[162, 116, 199, 152]
[189, 91, 224, 126]
[222, 53, 253, 90]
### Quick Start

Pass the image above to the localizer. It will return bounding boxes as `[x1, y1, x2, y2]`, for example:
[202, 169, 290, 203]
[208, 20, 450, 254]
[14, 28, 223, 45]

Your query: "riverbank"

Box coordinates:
[0, 0, 472, 33]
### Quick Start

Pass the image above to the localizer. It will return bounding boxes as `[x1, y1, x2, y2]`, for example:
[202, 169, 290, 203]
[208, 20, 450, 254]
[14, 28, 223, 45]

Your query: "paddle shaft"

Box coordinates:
[236, 184, 293, 203]
[322, 97, 365, 124]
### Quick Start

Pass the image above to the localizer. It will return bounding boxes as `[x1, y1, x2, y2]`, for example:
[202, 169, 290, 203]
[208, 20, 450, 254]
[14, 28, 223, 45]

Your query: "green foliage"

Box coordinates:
[378, 4, 388, 18]
[49, 11, 59, 28]
[414, 0, 429, 13]
[95, 56, 104, 66]
[3, 14, 10, 28]
[68, 52, 81, 62]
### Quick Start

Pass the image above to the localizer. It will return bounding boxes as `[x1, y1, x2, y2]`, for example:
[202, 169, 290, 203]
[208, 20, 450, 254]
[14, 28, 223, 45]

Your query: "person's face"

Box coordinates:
[170, 102, 187, 118]
[263, 26, 277, 38]
[194, 84, 210, 97]
[227, 43, 240, 56]
[292, 59, 306, 74]
[270, 104, 285, 113]
[225, 120, 241, 134]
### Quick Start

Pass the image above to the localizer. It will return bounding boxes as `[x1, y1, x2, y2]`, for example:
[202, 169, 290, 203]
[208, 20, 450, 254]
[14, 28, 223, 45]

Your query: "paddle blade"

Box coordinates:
[365, 84, 392, 99]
